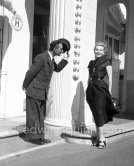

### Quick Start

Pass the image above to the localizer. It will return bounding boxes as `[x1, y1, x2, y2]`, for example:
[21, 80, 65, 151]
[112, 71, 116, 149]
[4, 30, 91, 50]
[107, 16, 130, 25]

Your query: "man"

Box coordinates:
[22, 38, 71, 145]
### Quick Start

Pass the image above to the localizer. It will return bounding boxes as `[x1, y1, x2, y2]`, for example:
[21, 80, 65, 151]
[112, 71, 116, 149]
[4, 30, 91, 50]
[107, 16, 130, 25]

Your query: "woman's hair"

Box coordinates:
[94, 41, 108, 55]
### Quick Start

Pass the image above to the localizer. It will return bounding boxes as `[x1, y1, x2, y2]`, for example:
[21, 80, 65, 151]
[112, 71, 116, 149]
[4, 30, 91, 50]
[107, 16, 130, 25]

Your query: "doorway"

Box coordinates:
[32, 0, 50, 60]
[104, 3, 126, 110]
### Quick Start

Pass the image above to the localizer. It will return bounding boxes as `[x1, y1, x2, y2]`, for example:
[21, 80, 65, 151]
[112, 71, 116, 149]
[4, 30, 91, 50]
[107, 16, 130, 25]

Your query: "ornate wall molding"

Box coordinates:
[73, 0, 82, 81]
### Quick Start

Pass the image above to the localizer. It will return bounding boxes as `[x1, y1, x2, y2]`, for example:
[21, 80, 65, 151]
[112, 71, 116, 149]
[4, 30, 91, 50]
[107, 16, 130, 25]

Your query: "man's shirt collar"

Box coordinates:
[48, 51, 53, 60]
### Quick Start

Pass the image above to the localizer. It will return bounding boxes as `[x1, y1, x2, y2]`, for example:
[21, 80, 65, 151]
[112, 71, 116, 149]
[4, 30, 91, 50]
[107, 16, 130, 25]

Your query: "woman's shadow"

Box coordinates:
[71, 81, 87, 133]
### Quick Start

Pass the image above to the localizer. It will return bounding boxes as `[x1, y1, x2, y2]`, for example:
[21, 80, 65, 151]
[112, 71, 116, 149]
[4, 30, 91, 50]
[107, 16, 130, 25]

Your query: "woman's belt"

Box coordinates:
[90, 76, 104, 80]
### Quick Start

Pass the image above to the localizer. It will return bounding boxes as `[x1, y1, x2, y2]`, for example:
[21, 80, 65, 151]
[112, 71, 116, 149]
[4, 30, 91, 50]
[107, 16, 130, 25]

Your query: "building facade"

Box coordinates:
[0, 0, 133, 128]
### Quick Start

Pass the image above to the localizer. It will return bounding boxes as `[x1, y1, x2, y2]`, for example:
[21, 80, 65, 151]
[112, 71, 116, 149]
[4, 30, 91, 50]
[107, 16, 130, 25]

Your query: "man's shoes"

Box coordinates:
[40, 138, 51, 144]
[28, 139, 41, 145]
[29, 138, 51, 145]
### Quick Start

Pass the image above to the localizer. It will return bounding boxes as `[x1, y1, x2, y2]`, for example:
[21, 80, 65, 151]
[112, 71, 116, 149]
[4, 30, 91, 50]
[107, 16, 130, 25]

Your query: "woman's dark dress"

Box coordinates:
[86, 55, 118, 127]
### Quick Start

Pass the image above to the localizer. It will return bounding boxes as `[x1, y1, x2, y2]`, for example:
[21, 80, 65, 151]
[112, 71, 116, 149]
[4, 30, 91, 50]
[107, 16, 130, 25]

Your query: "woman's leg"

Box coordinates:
[96, 126, 105, 141]
[96, 126, 106, 149]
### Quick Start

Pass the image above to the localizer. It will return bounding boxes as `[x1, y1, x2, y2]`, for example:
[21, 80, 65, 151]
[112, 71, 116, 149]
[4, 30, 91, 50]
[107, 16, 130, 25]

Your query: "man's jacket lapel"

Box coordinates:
[46, 51, 54, 72]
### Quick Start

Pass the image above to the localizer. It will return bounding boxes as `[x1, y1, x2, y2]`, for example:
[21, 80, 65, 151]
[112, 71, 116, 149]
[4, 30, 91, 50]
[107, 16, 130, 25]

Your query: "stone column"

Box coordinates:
[45, 0, 73, 126]
[45, 0, 98, 127]
[0, 8, 9, 118]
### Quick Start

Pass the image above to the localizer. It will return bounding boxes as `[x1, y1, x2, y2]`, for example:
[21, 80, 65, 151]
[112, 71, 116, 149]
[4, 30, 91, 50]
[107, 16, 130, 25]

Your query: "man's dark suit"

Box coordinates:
[23, 51, 68, 140]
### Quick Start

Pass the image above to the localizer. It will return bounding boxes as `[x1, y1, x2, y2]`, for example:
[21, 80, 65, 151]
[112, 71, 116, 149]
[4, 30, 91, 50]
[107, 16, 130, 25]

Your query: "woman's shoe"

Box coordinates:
[97, 140, 106, 149]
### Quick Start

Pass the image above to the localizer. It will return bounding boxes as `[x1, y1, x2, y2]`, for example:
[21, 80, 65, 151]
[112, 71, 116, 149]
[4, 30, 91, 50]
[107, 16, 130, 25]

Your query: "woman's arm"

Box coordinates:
[87, 74, 91, 85]
[87, 61, 92, 85]
[106, 65, 112, 94]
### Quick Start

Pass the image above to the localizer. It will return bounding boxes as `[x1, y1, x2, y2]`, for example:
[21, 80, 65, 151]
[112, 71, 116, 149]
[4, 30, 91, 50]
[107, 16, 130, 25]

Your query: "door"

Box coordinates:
[105, 34, 120, 106]
[32, 0, 50, 60]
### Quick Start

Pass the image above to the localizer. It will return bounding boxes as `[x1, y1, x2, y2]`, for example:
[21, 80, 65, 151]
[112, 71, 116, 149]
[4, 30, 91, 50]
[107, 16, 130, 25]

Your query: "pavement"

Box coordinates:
[0, 116, 64, 141]
[0, 113, 134, 161]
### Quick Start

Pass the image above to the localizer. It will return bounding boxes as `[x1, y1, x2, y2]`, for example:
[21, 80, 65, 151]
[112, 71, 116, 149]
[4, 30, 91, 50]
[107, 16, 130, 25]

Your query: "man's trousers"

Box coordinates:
[25, 95, 46, 140]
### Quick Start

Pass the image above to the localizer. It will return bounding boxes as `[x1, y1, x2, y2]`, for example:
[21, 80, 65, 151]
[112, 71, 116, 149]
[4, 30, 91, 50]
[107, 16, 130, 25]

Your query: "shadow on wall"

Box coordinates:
[71, 81, 86, 131]
[0, 16, 12, 71]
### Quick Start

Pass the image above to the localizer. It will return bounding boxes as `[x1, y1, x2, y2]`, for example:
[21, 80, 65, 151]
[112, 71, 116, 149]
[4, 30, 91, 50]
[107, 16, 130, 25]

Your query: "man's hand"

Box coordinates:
[22, 86, 26, 91]
[63, 51, 70, 60]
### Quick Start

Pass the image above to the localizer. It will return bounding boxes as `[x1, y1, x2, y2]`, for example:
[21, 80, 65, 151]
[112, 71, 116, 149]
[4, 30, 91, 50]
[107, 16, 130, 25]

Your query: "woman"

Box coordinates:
[86, 42, 119, 149]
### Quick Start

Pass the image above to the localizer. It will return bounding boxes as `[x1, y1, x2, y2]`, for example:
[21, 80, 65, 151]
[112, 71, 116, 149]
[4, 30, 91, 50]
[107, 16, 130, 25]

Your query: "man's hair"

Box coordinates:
[49, 38, 71, 52]
[58, 38, 71, 52]
[49, 40, 60, 51]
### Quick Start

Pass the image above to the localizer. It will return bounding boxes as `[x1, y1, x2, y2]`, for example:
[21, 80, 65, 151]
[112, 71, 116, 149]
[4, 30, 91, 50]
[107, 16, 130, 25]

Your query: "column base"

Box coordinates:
[44, 118, 72, 127]
[45, 118, 95, 127]
[61, 125, 96, 145]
